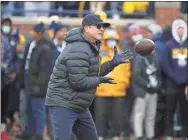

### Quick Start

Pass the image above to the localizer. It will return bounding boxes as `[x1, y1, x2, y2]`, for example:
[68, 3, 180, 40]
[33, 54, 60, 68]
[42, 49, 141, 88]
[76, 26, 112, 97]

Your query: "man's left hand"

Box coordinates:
[113, 46, 134, 66]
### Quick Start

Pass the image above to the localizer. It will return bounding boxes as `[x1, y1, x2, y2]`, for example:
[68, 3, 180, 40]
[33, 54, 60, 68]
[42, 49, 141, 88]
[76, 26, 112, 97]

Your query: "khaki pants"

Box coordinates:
[133, 93, 158, 139]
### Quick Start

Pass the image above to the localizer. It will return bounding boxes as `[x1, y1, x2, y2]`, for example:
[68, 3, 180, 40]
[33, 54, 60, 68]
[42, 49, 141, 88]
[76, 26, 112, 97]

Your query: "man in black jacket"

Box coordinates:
[132, 51, 162, 140]
[45, 14, 133, 140]
[20, 23, 54, 140]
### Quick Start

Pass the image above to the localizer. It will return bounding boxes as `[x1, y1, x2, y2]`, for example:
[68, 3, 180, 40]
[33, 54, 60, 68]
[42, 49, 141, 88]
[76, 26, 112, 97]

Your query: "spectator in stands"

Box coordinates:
[160, 19, 188, 140]
[1, 37, 16, 140]
[2, 17, 19, 47]
[51, 23, 68, 64]
[48, 15, 61, 24]
[119, 23, 136, 137]
[122, 2, 149, 16]
[1, 2, 14, 18]
[146, 2, 155, 18]
[119, 24, 145, 138]
[161, 25, 172, 44]
[1, 17, 26, 60]
[128, 24, 144, 46]
[180, 2, 188, 17]
[90, 2, 106, 13]
[1, 17, 25, 130]
[20, 23, 54, 140]
[47, 21, 57, 39]
[145, 24, 164, 62]
[51, 2, 79, 17]
[1, 37, 16, 119]
[95, 28, 132, 140]
[120, 23, 134, 53]
[36, 16, 49, 25]
[24, 2, 50, 17]
[109, 2, 123, 19]
[95, 11, 107, 22]
[46, 16, 61, 39]
[144, 24, 167, 138]
[132, 46, 162, 140]
[13, 2, 25, 16]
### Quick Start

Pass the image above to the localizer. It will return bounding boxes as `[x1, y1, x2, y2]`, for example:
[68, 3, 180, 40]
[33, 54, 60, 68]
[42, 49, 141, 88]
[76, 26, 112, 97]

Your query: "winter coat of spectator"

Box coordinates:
[132, 52, 162, 140]
[160, 19, 188, 138]
[1, 37, 16, 88]
[21, 24, 54, 97]
[95, 28, 131, 139]
[1, 17, 26, 72]
[19, 23, 54, 140]
[161, 19, 187, 91]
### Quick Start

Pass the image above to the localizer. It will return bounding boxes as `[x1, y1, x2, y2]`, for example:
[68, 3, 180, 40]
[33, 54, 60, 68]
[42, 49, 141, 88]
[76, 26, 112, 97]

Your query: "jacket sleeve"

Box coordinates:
[34, 45, 53, 90]
[66, 51, 100, 90]
[99, 60, 115, 76]
[132, 57, 148, 89]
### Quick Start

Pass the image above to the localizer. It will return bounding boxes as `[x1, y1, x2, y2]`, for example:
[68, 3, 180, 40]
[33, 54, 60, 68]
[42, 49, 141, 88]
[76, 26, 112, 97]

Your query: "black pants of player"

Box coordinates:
[165, 88, 188, 137]
[95, 97, 125, 137]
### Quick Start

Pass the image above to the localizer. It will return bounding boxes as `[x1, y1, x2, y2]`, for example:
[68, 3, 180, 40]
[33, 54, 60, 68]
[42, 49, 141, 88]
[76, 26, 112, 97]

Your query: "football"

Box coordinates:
[135, 39, 155, 56]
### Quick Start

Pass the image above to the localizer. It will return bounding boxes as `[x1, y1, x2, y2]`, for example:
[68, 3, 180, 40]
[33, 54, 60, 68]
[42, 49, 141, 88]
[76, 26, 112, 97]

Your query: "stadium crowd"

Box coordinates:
[1, 1, 155, 18]
[1, 2, 188, 140]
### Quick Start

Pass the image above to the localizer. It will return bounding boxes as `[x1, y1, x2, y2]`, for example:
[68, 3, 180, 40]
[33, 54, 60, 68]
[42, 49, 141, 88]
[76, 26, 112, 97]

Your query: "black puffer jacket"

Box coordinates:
[45, 28, 115, 112]
[20, 34, 54, 97]
[25, 37, 54, 97]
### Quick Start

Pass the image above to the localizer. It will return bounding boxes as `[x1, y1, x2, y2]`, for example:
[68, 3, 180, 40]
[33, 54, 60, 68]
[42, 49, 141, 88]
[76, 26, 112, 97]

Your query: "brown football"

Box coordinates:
[135, 39, 155, 56]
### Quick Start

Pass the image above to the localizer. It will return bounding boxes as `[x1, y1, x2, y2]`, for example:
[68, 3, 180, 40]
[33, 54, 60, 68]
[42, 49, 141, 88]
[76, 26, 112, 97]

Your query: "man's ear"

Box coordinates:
[84, 26, 89, 33]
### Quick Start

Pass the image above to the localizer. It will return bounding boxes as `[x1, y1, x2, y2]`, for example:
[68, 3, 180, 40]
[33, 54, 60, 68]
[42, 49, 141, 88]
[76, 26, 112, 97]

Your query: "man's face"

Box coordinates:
[2, 21, 12, 35]
[30, 30, 41, 40]
[84, 24, 105, 42]
[47, 29, 55, 39]
[56, 28, 68, 40]
[177, 27, 184, 38]
[144, 30, 153, 40]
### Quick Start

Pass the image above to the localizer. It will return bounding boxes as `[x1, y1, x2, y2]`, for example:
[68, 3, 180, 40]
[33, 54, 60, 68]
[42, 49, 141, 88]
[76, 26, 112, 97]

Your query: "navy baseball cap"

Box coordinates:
[48, 21, 58, 30]
[82, 14, 110, 28]
[32, 23, 45, 33]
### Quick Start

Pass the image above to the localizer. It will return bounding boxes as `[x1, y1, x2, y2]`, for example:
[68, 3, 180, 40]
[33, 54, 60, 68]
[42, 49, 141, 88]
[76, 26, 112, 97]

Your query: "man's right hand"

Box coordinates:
[113, 46, 134, 66]
[99, 77, 117, 84]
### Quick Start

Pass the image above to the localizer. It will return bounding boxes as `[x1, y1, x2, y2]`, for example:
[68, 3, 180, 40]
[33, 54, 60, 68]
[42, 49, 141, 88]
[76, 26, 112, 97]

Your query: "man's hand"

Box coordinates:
[99, 77, 117, 84]
[113, 46, 134, 66]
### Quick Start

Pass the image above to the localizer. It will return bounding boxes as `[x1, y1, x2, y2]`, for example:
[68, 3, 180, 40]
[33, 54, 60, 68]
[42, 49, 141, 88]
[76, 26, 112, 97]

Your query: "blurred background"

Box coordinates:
[1, 1, 188, 140]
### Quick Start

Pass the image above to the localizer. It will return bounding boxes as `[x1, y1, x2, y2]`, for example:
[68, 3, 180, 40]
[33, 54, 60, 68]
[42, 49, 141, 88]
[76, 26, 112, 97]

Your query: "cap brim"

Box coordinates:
[98, 22, 111, 27]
